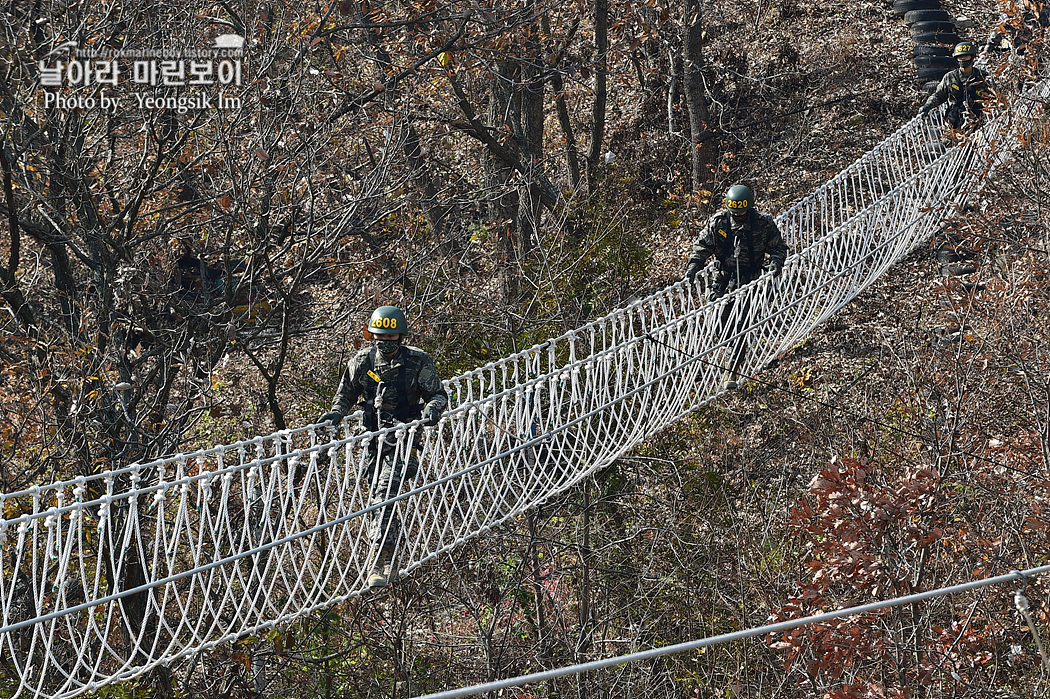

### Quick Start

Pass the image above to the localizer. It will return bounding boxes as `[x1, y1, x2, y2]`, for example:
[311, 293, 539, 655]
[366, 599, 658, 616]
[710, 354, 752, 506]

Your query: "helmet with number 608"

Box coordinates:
[366, 305, 408, 336]
[953, 42, 977, 58]
[725, 184, 754, 216]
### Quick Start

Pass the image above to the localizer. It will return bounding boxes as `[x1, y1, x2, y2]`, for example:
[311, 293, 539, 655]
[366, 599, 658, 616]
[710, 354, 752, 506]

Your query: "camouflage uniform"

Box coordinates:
[920, 67, 994, 130]
[686, 209, 788, 385]
[331, 344, 448, 551]
[686, 209, 788, 296]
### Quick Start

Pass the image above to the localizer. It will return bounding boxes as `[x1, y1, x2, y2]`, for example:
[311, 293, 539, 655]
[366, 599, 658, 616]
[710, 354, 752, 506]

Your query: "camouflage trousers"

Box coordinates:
[366, 441, 419, 550]
[710, 268, 759, 378]
[719, 295, 751, 378]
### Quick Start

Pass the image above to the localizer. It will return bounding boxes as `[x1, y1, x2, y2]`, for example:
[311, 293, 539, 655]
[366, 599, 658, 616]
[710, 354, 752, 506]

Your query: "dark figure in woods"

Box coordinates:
[983, 0, 1049, 61]
[983, 0, 1049, 88]
[920, 42, 996, 132]
[684, 185, 788, 390]
[318, 305, 448, 588]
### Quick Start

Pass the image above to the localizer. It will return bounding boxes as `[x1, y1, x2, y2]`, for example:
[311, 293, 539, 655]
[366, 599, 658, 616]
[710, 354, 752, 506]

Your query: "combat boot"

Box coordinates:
[723, 362, 743, 390]
[367, 544, 396, 588]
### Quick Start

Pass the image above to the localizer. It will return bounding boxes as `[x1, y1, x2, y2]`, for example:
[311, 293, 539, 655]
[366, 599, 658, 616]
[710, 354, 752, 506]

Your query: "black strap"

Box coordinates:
[394, 360, 413, 421]
[743, 212, 756, 271]
[361, 347, 421, 430]
[718, 212, 735, 262]
[950, 69, 964, 106]
[362, 347, 379, 430]
[719, 211, 757, 273]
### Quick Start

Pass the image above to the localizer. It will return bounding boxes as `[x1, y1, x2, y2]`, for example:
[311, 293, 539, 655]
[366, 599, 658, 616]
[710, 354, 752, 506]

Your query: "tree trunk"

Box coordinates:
[488, 61, 522, 303]
[527, 512, 560, 696]
[541, 15, 583, 191]
[683, 0, 712, 191]
[577, 479, 592, 699]
[521, 5, 545, 259]
[668, 48, 683, 136]
[0, 145, 37, 332]
[586, 0, 609, 192]
[48, 243, 81, 338]
[403, 121, 449, 240]
[551, 74, 582, 192]
[353, 2, 449, 240]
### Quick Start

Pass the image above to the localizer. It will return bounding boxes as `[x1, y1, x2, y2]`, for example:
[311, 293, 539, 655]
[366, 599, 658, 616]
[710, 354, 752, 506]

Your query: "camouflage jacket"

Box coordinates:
[921, 67, 994, 119]
[686, 210, 788, 277]
[332, 344, 448, 430]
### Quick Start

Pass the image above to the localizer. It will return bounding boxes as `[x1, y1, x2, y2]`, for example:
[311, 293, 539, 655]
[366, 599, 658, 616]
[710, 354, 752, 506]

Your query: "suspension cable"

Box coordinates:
[412, 564, 1050, 699]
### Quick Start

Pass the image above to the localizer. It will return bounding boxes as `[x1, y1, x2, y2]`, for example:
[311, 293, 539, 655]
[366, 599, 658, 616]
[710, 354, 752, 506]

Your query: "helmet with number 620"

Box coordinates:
[366, 305, 408, 336]
[725, 184, 754, 215]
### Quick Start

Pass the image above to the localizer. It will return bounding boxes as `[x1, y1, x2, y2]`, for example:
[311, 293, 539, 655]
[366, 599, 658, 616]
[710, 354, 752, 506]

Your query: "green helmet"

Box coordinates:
[367, 305, 408, 335]
[725, 184, 753, 215]
[953, 42, 977, 58]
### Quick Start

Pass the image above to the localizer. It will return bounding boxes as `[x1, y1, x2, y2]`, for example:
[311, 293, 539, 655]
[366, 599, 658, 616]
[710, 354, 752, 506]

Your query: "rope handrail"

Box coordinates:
[0, 113, 968, 507]
[0, 110, 973, 506]
[0, 73, 1046, 698]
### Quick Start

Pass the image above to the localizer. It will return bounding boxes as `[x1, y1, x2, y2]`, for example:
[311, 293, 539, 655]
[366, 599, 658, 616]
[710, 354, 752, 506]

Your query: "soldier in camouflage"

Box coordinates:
[684, 185, 788, 389]
[920, 42, 994, 131]
[317, 305, 448, 588]
[684, 184, 787, 296]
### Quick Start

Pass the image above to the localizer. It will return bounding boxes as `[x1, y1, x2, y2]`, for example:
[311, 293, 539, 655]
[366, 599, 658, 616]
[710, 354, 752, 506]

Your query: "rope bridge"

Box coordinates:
[1, 79, 1046, 698]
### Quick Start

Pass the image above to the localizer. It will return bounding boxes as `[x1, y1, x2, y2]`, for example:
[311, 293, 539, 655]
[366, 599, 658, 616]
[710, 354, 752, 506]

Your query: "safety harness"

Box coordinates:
[361, 347, 423, 431]
[943, 67, 991, 128]
[714, 211, 757, 273]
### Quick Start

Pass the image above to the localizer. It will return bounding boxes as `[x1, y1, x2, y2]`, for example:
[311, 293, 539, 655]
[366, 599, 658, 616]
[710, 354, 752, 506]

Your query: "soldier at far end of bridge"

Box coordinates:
[920, 42, 996, 133]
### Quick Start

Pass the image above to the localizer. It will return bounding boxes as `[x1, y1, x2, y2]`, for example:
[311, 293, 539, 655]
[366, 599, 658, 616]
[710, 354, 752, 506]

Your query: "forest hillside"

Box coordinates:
[1, 0, 1049, 697]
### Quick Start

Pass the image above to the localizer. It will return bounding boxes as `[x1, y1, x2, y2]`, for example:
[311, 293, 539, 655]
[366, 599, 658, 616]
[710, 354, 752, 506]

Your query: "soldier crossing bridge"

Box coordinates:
[1, 77, 1047, 698]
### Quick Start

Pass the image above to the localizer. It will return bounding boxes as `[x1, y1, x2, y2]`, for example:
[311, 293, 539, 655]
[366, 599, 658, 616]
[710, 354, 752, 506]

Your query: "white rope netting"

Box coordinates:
[1, 78, 1046, 698]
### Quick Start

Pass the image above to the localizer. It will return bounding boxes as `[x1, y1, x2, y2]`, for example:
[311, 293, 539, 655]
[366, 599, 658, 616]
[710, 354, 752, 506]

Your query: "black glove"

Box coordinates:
[317, 410, 343, 426]
[421, 406, 442, 427]
[402, 456, 420, 480]
[766, 259, 783, 278]
[684, 263, 700, 283]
